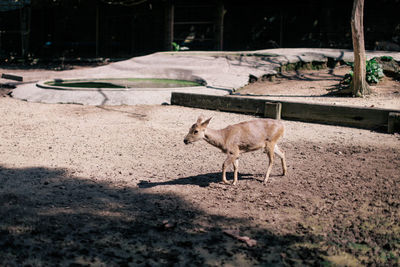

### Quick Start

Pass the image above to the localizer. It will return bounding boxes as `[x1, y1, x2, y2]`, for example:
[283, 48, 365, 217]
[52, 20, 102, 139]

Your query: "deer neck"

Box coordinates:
[204, 128, 226, 151]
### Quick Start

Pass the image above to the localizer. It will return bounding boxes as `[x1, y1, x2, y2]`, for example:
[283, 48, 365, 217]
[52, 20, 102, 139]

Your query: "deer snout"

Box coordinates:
[184, 138, 190, 145]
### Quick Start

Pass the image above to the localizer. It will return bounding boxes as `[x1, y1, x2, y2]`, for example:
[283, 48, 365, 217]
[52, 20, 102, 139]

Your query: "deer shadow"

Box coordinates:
[138, 172, 256, 188]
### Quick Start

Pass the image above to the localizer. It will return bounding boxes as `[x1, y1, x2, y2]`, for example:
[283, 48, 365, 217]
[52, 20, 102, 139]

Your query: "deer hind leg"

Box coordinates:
[263, 143, 275, 184]
[232, 158, 239, 186]
[274, 144, 287, 176]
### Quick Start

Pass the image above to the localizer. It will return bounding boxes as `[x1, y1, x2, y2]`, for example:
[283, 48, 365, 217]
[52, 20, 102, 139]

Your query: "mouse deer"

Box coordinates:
[184, 116, 287, 185]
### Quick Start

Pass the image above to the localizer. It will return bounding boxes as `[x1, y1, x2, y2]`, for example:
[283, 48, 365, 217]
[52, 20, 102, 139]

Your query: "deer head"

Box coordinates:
[184, 116, 212, 144]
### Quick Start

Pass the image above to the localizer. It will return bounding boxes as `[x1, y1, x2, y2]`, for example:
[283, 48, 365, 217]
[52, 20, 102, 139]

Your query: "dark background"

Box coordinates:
[0, 0, 399, 62]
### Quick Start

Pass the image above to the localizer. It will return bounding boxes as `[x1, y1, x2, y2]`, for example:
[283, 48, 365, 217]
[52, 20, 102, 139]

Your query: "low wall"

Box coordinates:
[171, 92, 400, 133]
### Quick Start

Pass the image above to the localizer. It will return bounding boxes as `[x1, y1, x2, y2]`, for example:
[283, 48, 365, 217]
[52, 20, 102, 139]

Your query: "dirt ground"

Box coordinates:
[235, 65, 400, 110]
[0, 65, 400, 266]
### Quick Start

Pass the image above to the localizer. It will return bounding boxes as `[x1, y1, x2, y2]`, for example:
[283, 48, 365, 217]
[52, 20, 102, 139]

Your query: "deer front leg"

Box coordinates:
[221, 156, 231, 184]
[222, 153, 238, 185]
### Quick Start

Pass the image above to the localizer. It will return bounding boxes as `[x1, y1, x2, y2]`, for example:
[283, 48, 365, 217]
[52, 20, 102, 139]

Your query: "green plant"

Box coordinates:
[342, 58, 384, 86]
[172, 42, 180, 51]
[380, 56, 393, 61]
[365, 58, 384, 83]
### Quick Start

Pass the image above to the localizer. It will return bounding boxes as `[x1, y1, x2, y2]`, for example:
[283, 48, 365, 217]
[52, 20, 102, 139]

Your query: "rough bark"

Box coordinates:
[20, 6, 31, 58]
[163, 1, 174, 51]
[351, 0, 371, 97]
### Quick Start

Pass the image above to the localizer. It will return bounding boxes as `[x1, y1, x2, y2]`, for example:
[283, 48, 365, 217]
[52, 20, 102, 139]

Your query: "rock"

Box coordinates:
[374, 41, 400, 52]
[161, 219, 176, 229]
[375, 57, 400, 80]
[223, 229, 257, 247]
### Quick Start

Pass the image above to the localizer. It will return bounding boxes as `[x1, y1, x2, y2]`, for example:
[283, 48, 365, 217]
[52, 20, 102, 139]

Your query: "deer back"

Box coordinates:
[221, 119, 284, 152]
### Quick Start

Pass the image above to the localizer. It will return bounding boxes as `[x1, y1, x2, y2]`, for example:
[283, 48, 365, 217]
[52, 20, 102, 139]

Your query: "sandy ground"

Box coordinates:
[0, 66, 400, 266]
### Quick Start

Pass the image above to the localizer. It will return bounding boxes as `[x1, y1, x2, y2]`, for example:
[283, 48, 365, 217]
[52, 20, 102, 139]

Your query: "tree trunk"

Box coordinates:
[350, 0, 371, 97]
[163, 1, 174, 51]
[215, 1, 225, 51]
[20, 6, 31, 58]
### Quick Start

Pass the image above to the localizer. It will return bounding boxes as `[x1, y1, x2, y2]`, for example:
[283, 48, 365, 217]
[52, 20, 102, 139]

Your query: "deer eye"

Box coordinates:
[194, 130, 199, 134]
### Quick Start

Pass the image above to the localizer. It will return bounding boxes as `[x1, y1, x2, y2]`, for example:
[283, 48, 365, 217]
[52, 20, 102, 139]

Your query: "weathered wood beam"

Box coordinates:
[171, 92, 399, 132]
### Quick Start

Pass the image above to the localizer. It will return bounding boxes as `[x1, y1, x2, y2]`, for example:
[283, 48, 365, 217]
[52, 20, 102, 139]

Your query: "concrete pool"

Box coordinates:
[37, 78, 204, 91]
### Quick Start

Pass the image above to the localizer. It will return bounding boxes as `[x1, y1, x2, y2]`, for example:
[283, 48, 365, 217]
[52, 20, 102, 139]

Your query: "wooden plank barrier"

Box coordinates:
[264, 102, 282, 119]
[1, 73, 23, 82]
[388, 112, 400, 133]
[171, 92, 400, 132]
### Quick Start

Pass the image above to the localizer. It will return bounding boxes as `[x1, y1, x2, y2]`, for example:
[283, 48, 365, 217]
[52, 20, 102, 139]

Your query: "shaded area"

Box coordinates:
[1, 150, 399, 266]
[0, 165, 326, 266]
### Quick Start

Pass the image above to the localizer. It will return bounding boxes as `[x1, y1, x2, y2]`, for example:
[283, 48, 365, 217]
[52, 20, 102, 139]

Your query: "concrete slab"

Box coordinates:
[12, 84, 229, 105]
[11, 48, 400, 105]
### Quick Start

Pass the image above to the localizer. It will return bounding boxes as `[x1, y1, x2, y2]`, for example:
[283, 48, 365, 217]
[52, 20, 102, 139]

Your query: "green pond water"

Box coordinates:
[45, 78, 202, 89]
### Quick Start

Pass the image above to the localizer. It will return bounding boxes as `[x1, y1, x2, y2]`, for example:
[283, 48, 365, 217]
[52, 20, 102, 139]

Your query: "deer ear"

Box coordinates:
[197, 115, 205, 124]
[201, 117, 212, 127]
